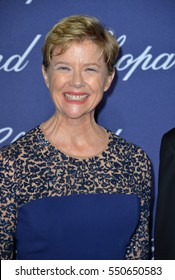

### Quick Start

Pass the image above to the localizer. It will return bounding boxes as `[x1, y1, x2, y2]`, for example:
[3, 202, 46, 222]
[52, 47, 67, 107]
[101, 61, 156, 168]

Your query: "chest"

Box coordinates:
[15, 193, 140, 260]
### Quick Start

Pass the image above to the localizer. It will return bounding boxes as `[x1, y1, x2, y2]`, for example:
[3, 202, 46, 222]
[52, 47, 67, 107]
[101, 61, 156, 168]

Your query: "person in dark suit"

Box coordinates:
[154, 128, 175, 259]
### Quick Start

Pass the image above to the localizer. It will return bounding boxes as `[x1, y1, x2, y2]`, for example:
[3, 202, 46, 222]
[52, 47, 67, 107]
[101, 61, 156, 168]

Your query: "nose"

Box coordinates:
[69, 70, 85, 88]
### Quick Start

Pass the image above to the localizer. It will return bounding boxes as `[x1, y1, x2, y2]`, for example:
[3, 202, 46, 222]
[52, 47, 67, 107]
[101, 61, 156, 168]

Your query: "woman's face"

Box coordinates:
[42, 40, 115, 120]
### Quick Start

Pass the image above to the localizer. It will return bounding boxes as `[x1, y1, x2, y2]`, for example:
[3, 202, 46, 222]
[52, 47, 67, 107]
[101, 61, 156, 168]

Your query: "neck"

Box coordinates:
[40, 113, 108, 158]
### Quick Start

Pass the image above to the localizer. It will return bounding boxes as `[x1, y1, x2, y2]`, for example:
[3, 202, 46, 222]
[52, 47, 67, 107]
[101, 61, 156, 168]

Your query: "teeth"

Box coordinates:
[65, 94, 88, 101]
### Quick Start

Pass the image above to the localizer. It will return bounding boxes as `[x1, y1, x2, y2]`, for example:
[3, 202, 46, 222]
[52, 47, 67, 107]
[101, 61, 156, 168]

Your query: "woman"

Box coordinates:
[0, 15, 152, 260]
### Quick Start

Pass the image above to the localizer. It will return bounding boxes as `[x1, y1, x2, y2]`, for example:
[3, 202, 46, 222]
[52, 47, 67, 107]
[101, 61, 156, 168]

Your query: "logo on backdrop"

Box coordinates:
[0, 35, 41, 72]
[25, 0, 33, 4]
[0, 127, 25, 146]
[0, 34, 174, 80]
[116, 35, 175, 81]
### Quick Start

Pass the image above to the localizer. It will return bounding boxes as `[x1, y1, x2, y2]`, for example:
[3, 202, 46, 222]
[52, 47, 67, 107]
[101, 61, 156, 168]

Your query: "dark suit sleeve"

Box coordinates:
[154, 128, 175, 259]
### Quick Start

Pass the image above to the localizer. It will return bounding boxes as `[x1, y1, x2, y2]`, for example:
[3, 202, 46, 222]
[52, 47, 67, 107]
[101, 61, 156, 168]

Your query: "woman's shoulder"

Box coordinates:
[0, 125, 40, 161]
[109, 130, 150, 162]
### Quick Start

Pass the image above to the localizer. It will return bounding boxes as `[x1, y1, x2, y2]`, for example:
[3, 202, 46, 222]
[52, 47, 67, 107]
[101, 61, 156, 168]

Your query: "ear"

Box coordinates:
[41, 65, 49, 88]
[104, 70, 115, 92]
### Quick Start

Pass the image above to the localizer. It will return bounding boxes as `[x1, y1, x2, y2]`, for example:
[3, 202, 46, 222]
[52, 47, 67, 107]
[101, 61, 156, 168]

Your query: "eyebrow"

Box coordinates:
[53, 61, 70, 65]
[83, 63, 101, 68]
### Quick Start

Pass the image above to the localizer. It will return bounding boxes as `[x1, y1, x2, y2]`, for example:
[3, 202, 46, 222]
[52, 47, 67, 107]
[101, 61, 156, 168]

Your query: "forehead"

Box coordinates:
[52, 40, 104, 62]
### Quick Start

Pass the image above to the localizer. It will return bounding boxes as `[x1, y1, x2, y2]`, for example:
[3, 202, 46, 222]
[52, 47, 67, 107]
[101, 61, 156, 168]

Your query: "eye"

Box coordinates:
[55, 66, 71, 71]
[85, 67, 98, 73]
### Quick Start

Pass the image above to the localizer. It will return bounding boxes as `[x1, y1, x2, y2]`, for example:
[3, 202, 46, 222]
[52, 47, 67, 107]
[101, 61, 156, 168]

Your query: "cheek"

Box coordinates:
[98, 72, 111, 90]
[48, 75, 65, 90]
[88, 76, 106, 91]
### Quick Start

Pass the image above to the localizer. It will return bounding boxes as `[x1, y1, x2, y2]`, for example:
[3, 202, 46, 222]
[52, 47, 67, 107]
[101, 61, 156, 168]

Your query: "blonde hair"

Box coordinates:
[42, 15, 119, 75]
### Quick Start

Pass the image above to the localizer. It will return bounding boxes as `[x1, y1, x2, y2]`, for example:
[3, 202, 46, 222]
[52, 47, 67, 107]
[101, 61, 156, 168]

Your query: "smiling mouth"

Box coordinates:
[65, 93, 88, 101]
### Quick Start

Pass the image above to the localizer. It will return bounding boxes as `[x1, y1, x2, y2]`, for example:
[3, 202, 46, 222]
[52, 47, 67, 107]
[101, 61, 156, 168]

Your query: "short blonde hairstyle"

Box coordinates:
[42, 15, 119, 75]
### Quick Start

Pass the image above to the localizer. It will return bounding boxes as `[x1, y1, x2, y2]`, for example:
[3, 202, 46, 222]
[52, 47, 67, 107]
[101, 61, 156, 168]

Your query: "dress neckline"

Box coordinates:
[36, 125, 113, 161]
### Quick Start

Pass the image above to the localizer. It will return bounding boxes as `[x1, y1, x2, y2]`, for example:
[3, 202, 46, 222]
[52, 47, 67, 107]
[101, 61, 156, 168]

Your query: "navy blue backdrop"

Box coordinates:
[0, 0, 175, 253]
